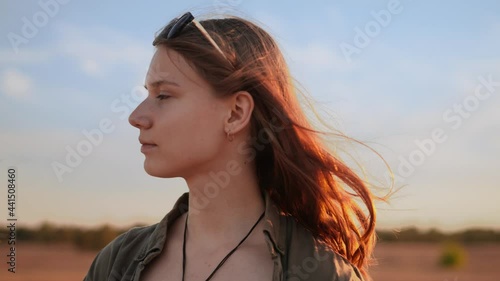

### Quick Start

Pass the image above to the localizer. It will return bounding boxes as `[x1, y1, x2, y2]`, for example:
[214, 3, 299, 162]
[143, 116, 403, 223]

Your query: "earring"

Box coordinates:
[226, 129, 234, 142]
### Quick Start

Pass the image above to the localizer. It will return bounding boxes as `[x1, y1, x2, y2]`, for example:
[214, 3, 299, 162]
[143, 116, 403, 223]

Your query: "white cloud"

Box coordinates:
[81, 58, 102, 77]
[0, 49, 51, 64]
[54, 24, 153, 78]
[287, 42, 357, 72]
[0, 69, 33, 100]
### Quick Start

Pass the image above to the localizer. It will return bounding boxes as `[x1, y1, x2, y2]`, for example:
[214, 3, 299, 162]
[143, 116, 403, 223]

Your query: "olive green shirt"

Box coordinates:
[83, 192, 363, 281]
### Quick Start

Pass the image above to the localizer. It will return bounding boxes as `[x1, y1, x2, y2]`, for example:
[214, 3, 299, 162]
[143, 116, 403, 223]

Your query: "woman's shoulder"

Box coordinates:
[83, 223, 159, 281]
[101, 223, 159, 258]
[283, 216, 364, 281]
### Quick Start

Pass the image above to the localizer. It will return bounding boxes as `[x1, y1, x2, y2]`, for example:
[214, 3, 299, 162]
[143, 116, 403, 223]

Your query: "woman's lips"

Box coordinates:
[139, 138, 156, 153]
[140, 143, 157, 153]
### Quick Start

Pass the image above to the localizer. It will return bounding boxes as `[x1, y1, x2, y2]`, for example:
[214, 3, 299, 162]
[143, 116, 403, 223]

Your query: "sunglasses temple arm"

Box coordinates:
[192, 20, 230, 62]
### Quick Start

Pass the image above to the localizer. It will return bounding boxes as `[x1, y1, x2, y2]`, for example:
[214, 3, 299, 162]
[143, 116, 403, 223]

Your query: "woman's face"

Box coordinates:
[129, 47, 229, 178]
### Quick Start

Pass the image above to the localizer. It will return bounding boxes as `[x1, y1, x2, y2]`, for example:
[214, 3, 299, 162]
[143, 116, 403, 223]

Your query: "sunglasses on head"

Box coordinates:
[158, 12, 230, 64]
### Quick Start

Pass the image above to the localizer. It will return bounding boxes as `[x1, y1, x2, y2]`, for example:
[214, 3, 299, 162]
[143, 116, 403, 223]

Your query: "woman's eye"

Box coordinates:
[156, 94, 170, 100]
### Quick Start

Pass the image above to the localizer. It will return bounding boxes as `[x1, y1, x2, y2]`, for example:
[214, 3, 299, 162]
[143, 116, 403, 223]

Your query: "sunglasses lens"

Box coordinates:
[166, 12, 194, 39]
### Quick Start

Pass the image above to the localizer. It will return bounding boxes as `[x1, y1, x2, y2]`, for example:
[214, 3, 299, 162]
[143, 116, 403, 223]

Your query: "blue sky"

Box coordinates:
[1, 0, 499, 231]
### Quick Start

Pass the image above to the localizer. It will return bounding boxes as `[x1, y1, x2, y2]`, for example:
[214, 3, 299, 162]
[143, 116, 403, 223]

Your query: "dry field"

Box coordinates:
[0, 242, 499, 280]
[370, 242, 500, 281]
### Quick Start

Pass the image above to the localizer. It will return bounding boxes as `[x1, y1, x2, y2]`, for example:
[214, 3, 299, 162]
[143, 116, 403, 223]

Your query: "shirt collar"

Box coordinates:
[137, 191, 285, 261]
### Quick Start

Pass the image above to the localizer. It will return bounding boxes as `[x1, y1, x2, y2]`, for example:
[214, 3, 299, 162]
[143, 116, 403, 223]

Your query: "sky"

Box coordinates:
[0, 0, 499, 232]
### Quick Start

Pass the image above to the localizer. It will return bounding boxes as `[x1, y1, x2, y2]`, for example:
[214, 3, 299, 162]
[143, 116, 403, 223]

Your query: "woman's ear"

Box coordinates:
[224, 91, 254, 134]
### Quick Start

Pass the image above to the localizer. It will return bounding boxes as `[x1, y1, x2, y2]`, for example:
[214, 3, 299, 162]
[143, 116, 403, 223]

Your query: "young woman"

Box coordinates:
[84, 11, 377, 281]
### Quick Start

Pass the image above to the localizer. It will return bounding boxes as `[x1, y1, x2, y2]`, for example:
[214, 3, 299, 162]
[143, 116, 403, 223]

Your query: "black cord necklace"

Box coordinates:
[181, 211, 265, 281]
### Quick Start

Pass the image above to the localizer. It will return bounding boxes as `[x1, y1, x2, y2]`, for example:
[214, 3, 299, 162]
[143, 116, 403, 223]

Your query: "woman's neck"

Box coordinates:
[184, 174, 265, 250]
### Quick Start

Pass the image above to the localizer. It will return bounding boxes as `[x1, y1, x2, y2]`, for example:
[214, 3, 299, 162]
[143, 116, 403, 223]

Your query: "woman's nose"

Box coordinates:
[128, 104, 152, 129]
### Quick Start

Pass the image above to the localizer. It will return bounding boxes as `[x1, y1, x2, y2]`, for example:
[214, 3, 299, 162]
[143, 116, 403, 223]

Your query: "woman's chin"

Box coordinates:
[143, 162, 174, 178]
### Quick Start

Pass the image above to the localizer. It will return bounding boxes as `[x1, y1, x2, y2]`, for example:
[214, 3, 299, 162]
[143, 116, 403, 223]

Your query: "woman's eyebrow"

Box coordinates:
[144, 79, 180, 90]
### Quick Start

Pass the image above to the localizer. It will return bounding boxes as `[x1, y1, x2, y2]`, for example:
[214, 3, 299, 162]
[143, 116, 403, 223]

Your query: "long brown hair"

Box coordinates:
[153, 13, 382, 279]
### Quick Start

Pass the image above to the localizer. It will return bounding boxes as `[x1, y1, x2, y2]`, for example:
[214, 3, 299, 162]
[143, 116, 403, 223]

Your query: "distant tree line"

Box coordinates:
[377, 227, 500, 243]
[0, 221, 147, 251]
[0, 223, 499, 251]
